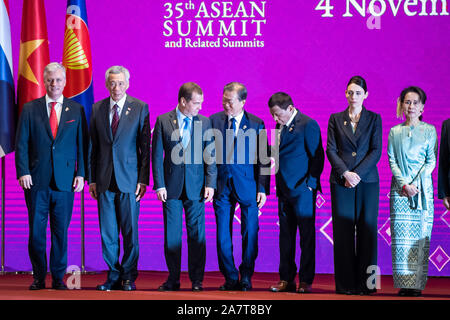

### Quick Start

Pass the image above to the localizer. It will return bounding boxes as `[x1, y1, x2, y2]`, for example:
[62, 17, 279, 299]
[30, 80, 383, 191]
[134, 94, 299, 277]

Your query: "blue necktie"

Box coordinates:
[230, 117, 237, 135]
[181, 117, 191, 149]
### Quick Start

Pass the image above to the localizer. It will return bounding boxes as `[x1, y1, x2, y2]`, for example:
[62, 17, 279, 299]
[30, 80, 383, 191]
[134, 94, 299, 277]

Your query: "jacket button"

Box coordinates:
[352, 152, 356, 157]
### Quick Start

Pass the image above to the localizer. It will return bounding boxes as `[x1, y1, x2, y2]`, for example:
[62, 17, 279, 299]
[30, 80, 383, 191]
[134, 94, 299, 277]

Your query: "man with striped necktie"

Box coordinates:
[89, 66, 150, 291]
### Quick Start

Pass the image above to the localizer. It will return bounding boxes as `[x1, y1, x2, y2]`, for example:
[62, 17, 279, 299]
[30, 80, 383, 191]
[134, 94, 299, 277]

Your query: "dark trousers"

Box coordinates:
[278, 188, 316, 285]
[163, 194, 206, 284]
[98, 174, 140, 282]
[330, 181, 379, 293]
[24, 187, 74, 282]
[213, 178, 259, 283]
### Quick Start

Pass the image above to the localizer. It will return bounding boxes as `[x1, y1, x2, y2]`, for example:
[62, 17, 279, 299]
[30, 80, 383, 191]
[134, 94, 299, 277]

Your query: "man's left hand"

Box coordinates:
[73, 176, 84, 192]
[135, 183, 147, 202]
[257, 192, 267, 209]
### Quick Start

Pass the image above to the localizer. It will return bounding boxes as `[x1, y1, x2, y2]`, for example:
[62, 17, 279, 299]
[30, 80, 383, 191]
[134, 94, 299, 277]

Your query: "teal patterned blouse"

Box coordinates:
[387, 121, 437, 211]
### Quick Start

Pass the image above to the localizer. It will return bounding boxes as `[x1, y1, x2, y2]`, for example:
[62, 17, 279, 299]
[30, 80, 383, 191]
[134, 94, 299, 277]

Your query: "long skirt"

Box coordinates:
[390, 195, 434, 290]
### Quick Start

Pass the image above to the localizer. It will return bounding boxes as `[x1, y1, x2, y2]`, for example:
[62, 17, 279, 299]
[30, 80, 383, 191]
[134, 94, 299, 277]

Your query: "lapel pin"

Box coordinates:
[289, 127, 293, 132]
[125, 111, 129, 115]
[243, 125, 247, 130]
[65, 107, 69, 112]
[344, 121, 347, 126]
[173, 119, 177, 124]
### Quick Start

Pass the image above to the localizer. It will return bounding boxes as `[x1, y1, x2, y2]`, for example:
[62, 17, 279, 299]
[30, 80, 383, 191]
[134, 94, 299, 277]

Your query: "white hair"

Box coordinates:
[105, 65, 130, 82]
[43, 62, 66, 78]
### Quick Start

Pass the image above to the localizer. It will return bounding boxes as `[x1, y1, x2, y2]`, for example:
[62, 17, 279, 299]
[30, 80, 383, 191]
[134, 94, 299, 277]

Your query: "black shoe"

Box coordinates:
[240, 281, 252, 291]
[96, 280, 121, 291]
[192, 282, 203, 292]
[158, 281, 180, 291]
[52, 281, 68, 290]
[29, 280, 45, 290]
[122, 280, 136, 291]
[398, 288, 408, 296]
[219, 280, 241, 291]
[408, 289, 422, 297]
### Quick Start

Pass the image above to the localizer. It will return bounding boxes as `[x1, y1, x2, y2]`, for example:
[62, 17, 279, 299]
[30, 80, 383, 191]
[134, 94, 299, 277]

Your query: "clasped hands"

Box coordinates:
[343, 171, 361, 188]
[89, 183, 147, 202]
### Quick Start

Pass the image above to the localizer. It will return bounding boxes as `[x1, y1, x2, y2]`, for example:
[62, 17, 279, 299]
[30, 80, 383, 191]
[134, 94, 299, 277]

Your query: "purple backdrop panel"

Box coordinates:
[3, 0, 450, 276]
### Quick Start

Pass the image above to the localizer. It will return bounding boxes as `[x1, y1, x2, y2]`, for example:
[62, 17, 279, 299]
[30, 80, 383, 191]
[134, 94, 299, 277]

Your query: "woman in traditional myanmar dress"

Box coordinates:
[388, 86, 437, 297]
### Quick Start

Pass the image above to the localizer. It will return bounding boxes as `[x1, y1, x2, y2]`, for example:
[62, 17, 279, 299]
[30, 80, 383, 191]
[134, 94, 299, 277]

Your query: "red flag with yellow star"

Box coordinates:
[17, 0, 50, 115]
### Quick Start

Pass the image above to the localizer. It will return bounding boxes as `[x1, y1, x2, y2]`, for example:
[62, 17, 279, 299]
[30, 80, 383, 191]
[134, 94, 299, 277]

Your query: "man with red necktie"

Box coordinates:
[15, 62, 89, 290]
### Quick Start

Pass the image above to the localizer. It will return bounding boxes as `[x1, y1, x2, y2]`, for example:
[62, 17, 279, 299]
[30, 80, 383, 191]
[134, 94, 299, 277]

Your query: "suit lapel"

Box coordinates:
[101, 99, 113, 142]
[354, 107, 368, 141]
[169, 109, 181, 141]
[38, 97, 53, 140]
[340, 110, 357, 148]
[281, 110, 300, 147]
[113, 96, 133, 140]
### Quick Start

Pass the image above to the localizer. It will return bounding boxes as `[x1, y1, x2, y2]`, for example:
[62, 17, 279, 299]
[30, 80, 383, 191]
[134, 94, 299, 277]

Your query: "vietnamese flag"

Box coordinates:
[17, 0, 50, 115]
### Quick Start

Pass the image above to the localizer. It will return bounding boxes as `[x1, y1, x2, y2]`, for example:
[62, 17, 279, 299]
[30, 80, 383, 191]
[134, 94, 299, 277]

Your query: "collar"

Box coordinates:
[176, 106, 192, 122]
[110, 94, 127, 110]
[228, 110, 244, 123]
[285, 109, 298, 128]
[45, 94, 64, 106]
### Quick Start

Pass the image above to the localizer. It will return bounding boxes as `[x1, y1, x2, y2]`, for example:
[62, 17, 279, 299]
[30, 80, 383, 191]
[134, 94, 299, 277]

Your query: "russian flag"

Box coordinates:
[0, 0, 15, 157]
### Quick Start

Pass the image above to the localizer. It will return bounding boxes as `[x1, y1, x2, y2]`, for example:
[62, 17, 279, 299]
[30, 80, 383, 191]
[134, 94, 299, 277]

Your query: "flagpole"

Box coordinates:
[81, 190, 85, 273]
[1, 157, 6, 274]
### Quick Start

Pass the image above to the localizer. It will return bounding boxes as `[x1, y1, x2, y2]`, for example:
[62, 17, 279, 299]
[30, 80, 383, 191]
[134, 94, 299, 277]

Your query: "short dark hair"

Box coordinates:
[178, 82, 203, 103]
[398, 86, 427, 121]
[347, 75, 367, 93]
[268, 92, 293, 110]
[223, 82, 247, 101]
[399, 86, 427, 105]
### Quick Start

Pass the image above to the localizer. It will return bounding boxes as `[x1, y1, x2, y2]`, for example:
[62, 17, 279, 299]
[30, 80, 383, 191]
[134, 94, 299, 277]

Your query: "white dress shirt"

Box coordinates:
[45, 94, 64, 124]
[109, 94, 127, 125]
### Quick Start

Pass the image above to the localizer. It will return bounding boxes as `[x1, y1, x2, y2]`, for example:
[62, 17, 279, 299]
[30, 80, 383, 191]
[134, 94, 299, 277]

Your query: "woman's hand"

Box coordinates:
[402, 184, 419, 197]
[343, 171, 361, 188]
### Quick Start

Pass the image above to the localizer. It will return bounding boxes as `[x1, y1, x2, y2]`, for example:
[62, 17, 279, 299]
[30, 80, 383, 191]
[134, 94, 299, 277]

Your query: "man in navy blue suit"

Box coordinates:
[152, 82, 217, 292]
[267, 92, 324, 294]
[15, 62, 88, 290]
[210, 82, 270, 291]
[89, 66, 150, 291]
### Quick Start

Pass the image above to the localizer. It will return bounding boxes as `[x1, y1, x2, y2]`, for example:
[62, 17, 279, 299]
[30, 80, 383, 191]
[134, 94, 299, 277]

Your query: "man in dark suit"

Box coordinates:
[210, 82, 270, 291]
[152, 82, 217, 292]
[438, 119, 450, 210]
[15, 62, 88, 290]
[267, 92, 324, 294]
[89, 66, 150, 291]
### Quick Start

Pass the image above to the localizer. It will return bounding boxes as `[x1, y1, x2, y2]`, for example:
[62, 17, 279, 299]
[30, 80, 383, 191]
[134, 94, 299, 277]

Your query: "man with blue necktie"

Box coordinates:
[152, 82, 217, 292]
[210, 82, 270, 291]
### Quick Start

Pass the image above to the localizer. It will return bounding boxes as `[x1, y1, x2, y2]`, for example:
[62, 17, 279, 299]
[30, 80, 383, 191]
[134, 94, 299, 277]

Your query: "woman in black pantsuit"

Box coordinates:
[326, 76, 382, 295]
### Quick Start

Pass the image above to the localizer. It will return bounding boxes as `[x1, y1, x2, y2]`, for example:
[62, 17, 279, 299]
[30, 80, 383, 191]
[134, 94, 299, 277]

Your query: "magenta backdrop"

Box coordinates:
[2, 1, 450, 276]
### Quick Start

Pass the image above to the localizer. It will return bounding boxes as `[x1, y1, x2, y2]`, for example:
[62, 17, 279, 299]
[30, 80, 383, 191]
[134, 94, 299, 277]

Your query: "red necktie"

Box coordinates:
[49, 102, 58, 139]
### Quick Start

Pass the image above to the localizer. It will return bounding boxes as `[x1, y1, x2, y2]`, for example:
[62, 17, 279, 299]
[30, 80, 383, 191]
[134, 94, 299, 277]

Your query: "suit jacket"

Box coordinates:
[89, 95, 150, 193]
[438, 118, 450, 199]
[15, 96, 88, 191]
[210, 110, 270, 201]
[326, 107, 382, 185]
[152, 109, 217, 200]
[276, 109, 324, 199]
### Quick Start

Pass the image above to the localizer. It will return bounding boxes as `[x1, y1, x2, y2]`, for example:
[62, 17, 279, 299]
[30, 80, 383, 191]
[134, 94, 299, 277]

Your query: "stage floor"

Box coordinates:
[0, 271, 449, 300]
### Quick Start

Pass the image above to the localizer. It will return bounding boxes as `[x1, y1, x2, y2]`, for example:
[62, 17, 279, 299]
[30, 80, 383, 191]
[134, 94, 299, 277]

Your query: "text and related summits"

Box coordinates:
[163, 1, 267, 48]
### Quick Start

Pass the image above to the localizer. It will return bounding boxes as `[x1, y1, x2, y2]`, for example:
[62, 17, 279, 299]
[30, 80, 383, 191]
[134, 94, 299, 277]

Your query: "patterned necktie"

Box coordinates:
[181, 117, 191, 149]
[111, 104, 120, 137]
[49, 102, 58, 139]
